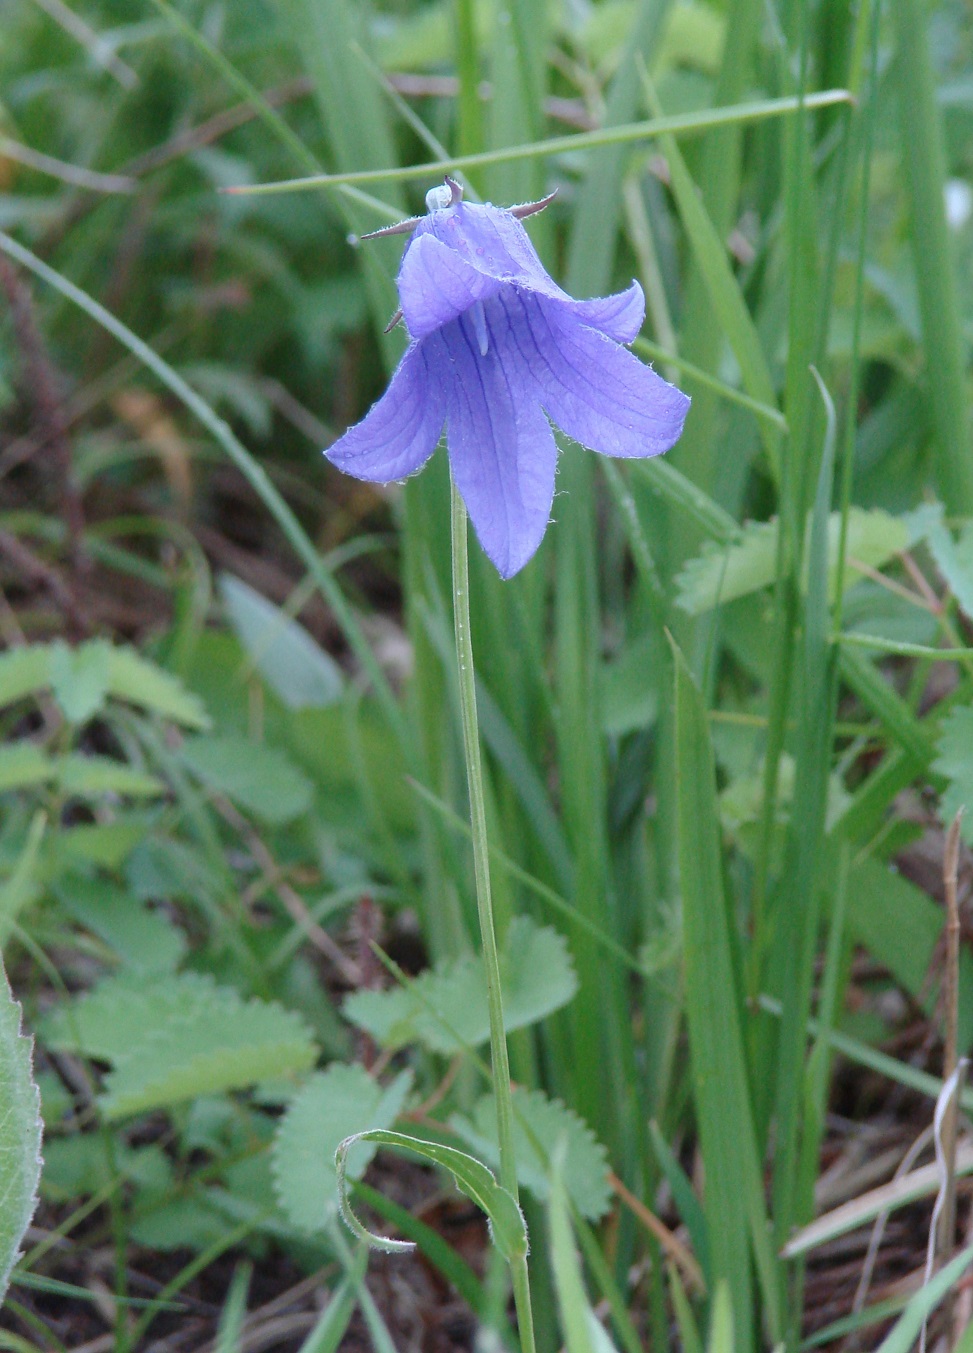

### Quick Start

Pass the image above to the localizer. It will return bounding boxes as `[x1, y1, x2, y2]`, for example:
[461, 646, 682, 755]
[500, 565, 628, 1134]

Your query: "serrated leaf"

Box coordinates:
[180, 734, 314, 825]
[42, 972, 316, 1117]
[56, 755, 166, 800]
[451, 1086, 611, 1222]
[928, 519, 973, 620]
[0, 642, 208, 729]
[0, 743, 52, 793]
[343, 916, 577, 1054]
[220, 574, 343, 710]
[105, 645, 210, 729]
[271, 1064, 412, 1232]
[674, 509, 909, 615]
[933, 706, 973, 846]
[49, 641, 111, 723]
[0, 954, 42, 1304]
[100, 997, 318, 1121]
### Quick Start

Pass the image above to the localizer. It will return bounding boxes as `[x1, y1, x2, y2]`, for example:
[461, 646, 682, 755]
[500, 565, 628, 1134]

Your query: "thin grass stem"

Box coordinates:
[449, 477, 535, 1353]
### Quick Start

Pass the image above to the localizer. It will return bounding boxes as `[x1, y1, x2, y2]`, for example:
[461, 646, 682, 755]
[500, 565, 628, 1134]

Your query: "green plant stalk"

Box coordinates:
[893, 0, 973, 514]
[449, 478, 535, 1353]
[228, 90, 853, 195]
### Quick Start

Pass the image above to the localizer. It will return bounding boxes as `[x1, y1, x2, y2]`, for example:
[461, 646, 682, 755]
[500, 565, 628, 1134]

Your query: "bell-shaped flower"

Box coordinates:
[326, 178, 690, 579]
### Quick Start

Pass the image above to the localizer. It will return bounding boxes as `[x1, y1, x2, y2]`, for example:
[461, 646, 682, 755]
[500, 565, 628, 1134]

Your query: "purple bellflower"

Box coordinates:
[326, 177, 690, 579]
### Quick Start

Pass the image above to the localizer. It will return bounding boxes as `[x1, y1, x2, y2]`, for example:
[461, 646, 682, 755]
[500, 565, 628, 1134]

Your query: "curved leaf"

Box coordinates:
[335, 1128, 528, 1264]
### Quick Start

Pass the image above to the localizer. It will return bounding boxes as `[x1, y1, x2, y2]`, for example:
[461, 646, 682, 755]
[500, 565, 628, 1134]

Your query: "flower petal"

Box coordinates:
[325, 342, 445, 482]
[410, 201, 569, 304]
[508, 293, 690, 457]
[560, 280, 645, 344]
[431, 310, 558, 579]
[397, 234, 502, 339]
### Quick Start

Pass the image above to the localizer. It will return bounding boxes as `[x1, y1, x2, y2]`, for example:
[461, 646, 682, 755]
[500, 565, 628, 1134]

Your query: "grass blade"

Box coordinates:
[671, 636, 781, 1345]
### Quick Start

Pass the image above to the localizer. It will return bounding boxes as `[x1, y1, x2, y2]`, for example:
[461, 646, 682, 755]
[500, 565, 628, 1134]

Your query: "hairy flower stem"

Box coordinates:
[450, 476, 536, 1353]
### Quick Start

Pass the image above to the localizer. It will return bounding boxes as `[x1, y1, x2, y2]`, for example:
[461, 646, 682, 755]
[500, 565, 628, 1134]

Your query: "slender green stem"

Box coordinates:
[449, 477, 535, 1353]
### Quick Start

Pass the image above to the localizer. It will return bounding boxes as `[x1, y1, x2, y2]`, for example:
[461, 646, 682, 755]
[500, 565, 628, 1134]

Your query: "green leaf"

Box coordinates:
[0, 645, 52, 709]
[0, 641, 208, 729]
[49, 641, 111, 723]
[671, 638, 779, 1345]
[0, 812, 46, 938]
[56, 755, 167, 800]
[0, 744, 52, 793]
[674, 509, 909, 615]
[876, 1245, 973, 1353]
[56, 876, 185, 974]
[105, 645, 210, 729]
[548, 1154, 619, 1353]
[271, 1064, 412, 1232]
[927, 518, 973, 621]
[934, 706, 973, 847]
[42, 972, 317, 1119]
[220, 574, 344, 710]
[343, 916, 577, 1053]
[333, 1128, 528, 1264]
[0, 954, 42, 1304]
[451, 1086, 611, 1222]
[180, 734, 314, 825]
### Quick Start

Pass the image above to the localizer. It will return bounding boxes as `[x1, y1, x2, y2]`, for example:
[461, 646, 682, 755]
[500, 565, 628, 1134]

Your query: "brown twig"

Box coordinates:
[608, 1170, 707, 1296]
[0, 527, 88, 633]
[213, 794, 362, 987]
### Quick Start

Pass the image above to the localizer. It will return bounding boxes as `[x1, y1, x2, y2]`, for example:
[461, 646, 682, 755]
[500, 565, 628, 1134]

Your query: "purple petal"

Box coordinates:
[560, 280, 645, 344]
[325, 342, 445, 482]
[506, 293, 690, 458]
[429, 309, 558, 579]
[410, 201, 569, 305]
[398, 234, 502, 339]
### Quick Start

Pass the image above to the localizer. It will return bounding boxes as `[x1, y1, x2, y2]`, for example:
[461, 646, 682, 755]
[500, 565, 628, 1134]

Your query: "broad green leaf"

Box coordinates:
[220, 574, 343, 710]
[0, 744, 51, 793]
[105, 646, 210, 729]
[271, 1064, 412, 1232]
[343, 916, 577, 1053]
[49, 641, 111, 723]
[0, 646, 51, 709]
[56, 876, 185, 974]
[57, 819, 149, 869]
[846, 854, 973, 1045]
[451, 1086, 611, 1221]
[0, 954, 42, 1304]
[100, 998, 317, 1120]
[0, 641, 208, 729]
[934, 706, 973, 847]
[674, 508, 909, 615]
[57, 755, 166, 800]
[42, 972, 317, 1119]
[180, 734, 314, 825]
[334, 1128, 527, 1264]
